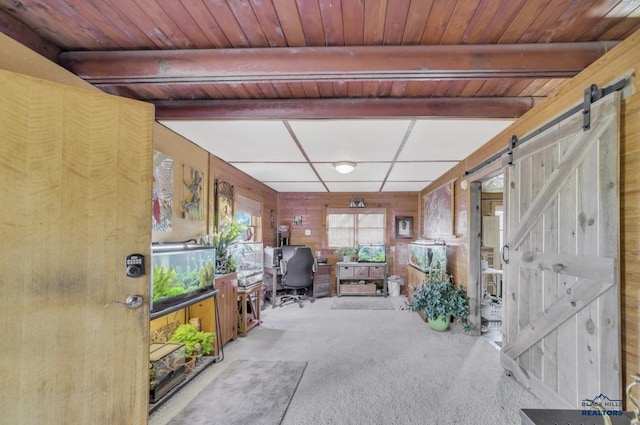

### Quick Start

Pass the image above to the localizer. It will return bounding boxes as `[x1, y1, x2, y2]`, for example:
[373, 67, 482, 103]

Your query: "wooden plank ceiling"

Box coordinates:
[1, 0, 636, 119]
[1, 1, 638, 192]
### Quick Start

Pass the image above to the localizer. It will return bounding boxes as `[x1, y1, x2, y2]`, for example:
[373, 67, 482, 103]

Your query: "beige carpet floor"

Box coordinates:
[149, 295, 543, 425]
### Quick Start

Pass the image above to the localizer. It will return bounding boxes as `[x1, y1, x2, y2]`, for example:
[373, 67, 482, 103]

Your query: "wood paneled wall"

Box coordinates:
[153, 124, 210, 243]
[420, 29, 640, 404]
[277, 191, 420, 294]
[209, 155, 278, 247]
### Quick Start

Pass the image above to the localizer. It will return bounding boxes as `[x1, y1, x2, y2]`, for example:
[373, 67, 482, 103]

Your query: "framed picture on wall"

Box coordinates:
[395, 216, 414, 239]
[215, 179, 234, 232]
[423, 179, 454, 238]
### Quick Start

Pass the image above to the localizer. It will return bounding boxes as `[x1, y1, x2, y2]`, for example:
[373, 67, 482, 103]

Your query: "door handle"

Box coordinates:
[104, 294, 144, 309]
[502, 244, 510, 265]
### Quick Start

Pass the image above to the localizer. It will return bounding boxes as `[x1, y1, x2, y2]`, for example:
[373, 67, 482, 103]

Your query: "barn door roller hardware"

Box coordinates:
[464, 77, 628, 177]
[582, 78, 626, 131]
[507, 135, 518, 166]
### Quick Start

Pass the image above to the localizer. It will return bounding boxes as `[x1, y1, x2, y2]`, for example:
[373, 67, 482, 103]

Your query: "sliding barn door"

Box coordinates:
[501, 92, 621, 408]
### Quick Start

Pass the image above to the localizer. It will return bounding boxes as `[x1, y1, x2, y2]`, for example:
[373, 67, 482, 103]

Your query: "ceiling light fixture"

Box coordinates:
[349, 197, 365, 208]
[333, 161, 356, 174]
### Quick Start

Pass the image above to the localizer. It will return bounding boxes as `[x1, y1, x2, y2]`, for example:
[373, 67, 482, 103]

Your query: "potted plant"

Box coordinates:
[333, 247, 357, 262]
[206, 219, 247, 274]
[410, 272, 471, 332]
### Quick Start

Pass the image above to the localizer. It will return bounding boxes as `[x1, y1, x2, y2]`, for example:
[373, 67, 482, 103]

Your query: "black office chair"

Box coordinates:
[279, 246, 317, 308]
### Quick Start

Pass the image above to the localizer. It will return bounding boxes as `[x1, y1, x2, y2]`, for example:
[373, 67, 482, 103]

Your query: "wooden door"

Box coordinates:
[501, 92, 621, 408]
[0, 70, 153, 424]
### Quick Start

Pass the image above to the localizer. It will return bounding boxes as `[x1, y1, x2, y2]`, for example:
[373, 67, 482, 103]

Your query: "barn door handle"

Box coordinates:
[502, 244, 510, 265]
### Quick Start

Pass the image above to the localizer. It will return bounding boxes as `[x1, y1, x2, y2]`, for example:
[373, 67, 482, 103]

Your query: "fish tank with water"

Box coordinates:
[150, 243, 216, 313]
[408, 241, 447, 274]
[357, 244, 386, 263]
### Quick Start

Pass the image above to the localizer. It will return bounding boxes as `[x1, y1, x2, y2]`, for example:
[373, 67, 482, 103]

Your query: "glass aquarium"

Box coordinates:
[150, 243, 216, 313]
[408, 241, 447, 274]
[230, 241, 263, 287]
[149, 342, 185, 402]
[357, 244, 386, 263]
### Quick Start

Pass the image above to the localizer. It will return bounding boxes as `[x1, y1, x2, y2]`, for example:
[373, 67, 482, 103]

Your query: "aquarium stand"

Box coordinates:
[336, 262, 388, 297]
[148, 288, 222, 413]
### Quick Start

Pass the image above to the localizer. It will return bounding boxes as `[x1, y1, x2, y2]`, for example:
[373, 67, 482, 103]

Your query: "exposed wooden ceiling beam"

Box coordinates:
[153, 97, 541, 120]
[0, 9, 60, 62]
[59, 42, 618, 85]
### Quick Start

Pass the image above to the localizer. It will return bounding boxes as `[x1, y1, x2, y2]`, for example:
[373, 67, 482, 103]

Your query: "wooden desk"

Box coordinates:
[263, 266, 280, 309]
[237, 283, 262, 336]
[264, 264, 329, 307]
[312, 264, 331, 297]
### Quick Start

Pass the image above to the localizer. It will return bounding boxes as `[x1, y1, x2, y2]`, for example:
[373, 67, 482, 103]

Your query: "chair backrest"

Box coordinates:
[280, 247, 316, 289]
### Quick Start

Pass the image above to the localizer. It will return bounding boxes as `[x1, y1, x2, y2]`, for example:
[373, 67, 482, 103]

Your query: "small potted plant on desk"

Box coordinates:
[410, 272, 471, 332]
[333, 247, 357, 263]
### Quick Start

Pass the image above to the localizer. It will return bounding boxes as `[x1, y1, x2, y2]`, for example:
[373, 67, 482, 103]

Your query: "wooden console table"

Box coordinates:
[336, 262, 387, 296]
[237, 282, 262, 336]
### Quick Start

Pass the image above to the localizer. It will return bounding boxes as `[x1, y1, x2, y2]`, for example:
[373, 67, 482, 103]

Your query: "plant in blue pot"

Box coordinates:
[410, 272, 470, 332]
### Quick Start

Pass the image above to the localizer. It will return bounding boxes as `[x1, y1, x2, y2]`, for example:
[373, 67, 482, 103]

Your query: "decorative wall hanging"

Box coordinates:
[423, 179, 454, 237]
[182, 164, 203, 220]
[395, 216, 414, 239]
[152, 150, 174, 232]
[215, 179, 234, 231]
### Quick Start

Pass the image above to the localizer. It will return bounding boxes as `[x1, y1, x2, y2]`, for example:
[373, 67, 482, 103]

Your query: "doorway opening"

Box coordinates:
[478, 173, 504, 349]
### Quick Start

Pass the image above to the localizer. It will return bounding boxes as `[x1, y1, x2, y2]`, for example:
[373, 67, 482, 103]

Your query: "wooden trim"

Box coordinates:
[507, 114, 614, 250]
[502, 276, 615, 359]
[510, 250, 615, 283]
[500, 353, 575, 409]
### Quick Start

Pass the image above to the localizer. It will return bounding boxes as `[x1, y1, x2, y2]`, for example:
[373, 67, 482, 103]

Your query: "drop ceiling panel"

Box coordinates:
[160, 120, 304, 162]
[381, 182, 430, 192]
[264, 181, 327, 192]
[314, 162, 391, 181]
[290, 119, 411, 162]
[399, 120, 513, 161]
[388, 162, 458, 181]
[158, 118, 512, 194]
[325, 181, 384, 192]
[232, 163, 317, 182]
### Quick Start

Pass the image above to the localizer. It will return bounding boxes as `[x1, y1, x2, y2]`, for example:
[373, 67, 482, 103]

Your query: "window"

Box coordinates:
[236, 194, 262, 242]
[326, 208, 385, 248]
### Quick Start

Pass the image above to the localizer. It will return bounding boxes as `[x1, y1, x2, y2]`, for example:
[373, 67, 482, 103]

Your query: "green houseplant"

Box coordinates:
[410, 272, 471, 332]
[207, 219, 247, 274]
[169, 323, 215, 356]
[333, 247, 357, 262]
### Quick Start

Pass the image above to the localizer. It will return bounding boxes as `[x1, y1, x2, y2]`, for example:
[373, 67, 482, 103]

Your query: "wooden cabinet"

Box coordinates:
[312, 264, 331, 298]
[215, 272, 238, 346]
[336, 262, 387, 296]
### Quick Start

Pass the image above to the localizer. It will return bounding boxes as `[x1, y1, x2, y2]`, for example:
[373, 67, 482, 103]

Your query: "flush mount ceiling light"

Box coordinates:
[333, 161, 356, 174]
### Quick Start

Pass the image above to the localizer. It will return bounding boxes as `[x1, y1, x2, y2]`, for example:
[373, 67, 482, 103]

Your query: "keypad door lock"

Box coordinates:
[126, 253, 145, 278]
